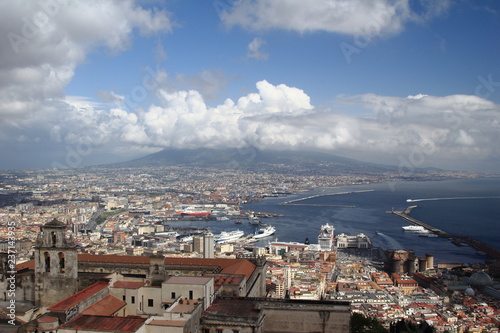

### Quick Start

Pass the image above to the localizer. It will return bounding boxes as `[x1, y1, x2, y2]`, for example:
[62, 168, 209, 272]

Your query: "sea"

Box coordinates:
[167, 177, 500, 264]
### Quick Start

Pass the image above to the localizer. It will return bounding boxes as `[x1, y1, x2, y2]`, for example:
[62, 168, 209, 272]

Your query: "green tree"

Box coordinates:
[351, 313, 388, 333]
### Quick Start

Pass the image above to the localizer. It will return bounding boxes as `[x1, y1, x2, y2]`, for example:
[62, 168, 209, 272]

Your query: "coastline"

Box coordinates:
[242, 177, 500, 264]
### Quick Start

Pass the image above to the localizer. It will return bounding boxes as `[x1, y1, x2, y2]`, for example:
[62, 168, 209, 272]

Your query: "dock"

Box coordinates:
[389, 207, 500, 260]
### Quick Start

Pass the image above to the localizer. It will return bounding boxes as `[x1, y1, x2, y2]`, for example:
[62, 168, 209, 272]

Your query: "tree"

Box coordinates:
[351, 313, 388, 333]
[389, 319, 435, 333]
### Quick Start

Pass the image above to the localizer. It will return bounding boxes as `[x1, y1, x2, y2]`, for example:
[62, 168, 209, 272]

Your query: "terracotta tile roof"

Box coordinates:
[16, 260, 34, 271]
[112, 281, 145, 289]
[163, 258, 256, 280]
[15, 255, 256, 281]
[80, 295, 126, 316]
[47, 281, 109, 311]
[60, 315, 146, 332]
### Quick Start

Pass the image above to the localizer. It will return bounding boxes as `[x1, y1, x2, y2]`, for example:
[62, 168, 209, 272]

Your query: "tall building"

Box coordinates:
[193, 235, 204, 254]
[203, 231, 215, 259]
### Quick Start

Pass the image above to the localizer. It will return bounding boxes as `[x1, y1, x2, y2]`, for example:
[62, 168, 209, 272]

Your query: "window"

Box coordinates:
[44, 252, 50, 272]
[148, 299, 154, 307]
[58, 252, 65, 273]
[202, 329, 210, 333]
[171, 292, 176, 299]
[131, 296, 135, 304]
[216, 329, 223, 333]
[122, 295, 126, 301]
[189, 290, 193, 300]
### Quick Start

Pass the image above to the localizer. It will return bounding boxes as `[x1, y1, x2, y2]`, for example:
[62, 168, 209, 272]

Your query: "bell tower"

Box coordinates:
[34, 219, 78, 308]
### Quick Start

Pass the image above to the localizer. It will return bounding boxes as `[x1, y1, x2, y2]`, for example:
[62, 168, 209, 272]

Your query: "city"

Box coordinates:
[2, 1, 500, 332]
[0, 165, 499, 332]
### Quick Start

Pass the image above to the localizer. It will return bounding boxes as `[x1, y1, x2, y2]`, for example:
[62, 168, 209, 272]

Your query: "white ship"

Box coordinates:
[249, 216, 260, 225]
[402, 225, 427, 232]
[214, 230, 245, 243]
[252, 225, 276, 239]
[318, 223, 335, 251]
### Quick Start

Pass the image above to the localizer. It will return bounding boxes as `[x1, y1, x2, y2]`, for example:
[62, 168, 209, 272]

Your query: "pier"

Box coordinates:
[280, 189, 374, 206]
[389, 207, 500, 260]
[280, 203, 355, 208]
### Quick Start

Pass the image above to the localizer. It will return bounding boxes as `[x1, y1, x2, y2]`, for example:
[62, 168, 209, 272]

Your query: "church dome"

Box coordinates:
[464, 287, 475, 295]
[469, 271, 493, 287]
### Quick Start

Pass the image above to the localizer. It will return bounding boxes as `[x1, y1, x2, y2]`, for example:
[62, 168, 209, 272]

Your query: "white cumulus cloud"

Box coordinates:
[0, 0, 173, 121]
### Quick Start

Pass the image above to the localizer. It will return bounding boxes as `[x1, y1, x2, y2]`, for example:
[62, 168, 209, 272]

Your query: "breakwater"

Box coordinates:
[279, 189, 374, 207]
[389, 207, 500, 260]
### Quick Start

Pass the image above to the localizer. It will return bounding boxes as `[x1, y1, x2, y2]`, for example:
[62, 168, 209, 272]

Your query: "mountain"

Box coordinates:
[109, 147, 401, 174]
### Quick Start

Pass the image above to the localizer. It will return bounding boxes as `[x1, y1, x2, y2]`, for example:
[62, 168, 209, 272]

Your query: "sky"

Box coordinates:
[1, 0, 500, 172]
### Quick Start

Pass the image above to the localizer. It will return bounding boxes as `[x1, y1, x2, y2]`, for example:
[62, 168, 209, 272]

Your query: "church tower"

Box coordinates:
[34, 219, 78, 308]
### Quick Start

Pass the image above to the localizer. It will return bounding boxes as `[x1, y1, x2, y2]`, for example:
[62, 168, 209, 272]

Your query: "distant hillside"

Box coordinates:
[109, 147, 400, 174]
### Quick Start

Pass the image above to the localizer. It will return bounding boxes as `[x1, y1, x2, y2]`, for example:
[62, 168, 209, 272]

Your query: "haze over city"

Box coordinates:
[1, 0, 499, 171]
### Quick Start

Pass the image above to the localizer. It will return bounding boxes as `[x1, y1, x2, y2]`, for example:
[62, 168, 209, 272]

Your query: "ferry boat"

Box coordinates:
[252, 225, 276, 239]
[402, 225, 426, 232]
[249, 216, 260, 225]
[214, 230, 245, 243]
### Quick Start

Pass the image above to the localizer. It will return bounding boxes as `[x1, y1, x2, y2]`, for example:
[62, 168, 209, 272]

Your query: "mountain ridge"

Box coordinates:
[108, 147, 403, 174]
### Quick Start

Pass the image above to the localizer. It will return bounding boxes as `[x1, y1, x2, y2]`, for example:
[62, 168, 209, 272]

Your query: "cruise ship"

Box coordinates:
[318, 223, 335, 251]
[214, 230, 245, 243]
[176, 206, 212, 216]
[252, 225, 276, 239]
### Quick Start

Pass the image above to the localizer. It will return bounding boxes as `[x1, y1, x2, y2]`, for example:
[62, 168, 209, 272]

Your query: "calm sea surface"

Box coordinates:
[168, 177, 500, 264]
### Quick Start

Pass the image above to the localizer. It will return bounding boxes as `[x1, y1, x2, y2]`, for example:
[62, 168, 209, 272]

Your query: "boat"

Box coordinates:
[252, 225, 276, 239]
[234, 220, 242, 224]
[176, 206, 212, 216]
[249, 216, 260, 225]
[318, 223, 335, 251]
[216, 216, 229, 221]
[402, 225, 427, 232]
[214, 230, 245, 243]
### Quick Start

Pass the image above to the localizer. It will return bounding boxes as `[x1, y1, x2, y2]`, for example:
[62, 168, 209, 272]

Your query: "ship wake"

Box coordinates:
[407, 196, 500, 203]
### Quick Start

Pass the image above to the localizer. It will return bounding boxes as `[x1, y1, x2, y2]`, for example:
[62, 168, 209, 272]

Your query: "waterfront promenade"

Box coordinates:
[389, 207, 500, 260]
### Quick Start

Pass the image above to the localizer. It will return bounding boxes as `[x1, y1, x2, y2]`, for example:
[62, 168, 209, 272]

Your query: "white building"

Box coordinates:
[335, 233, 372, 249]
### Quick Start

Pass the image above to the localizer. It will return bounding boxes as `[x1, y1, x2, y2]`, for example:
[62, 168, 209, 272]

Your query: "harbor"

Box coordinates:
[389, 206, 500, 260]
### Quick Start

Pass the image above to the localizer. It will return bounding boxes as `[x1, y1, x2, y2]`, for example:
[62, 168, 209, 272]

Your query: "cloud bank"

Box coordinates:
[7, 79, 495, 170]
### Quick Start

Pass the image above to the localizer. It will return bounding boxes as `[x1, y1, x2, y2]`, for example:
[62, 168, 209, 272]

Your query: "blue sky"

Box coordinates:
[1, 0, 500, 171]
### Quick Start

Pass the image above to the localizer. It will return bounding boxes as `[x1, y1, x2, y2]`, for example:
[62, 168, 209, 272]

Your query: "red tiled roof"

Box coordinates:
[16, 260, 34, 271]
[47, 281, 109, 311]
[60, 315, 146, 332]
[112, 281, 145, 289]
[163, 258, 256, 280]
[81, 295, 126, 316]
[15, 255, 257, 281]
